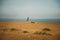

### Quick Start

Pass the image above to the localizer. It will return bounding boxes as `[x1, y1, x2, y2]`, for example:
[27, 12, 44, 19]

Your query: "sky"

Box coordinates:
[0, 0, 60, 19]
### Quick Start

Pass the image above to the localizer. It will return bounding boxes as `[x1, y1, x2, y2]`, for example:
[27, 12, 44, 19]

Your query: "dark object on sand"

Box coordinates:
[31, 21, 35, 23]
[23, 31, 29, 33]
[42, 28, 51, 31]
[10, 28, 16, 31]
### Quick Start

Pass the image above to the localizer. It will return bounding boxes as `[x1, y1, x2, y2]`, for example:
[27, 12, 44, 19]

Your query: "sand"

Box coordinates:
[0, 21, 60, 40]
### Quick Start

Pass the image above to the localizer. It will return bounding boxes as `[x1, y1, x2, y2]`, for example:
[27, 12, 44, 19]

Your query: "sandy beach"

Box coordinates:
[0, 21, 60, 40]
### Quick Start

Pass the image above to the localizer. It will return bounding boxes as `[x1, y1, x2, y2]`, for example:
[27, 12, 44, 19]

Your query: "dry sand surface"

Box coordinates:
[0, 21, 60, 40]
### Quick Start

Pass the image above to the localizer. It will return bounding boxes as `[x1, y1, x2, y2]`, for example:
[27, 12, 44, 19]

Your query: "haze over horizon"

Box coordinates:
[0, 0, 60, 19]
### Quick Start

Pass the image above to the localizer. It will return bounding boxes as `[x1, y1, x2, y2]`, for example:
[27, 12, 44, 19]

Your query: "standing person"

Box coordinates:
[27, 17, 29, 21]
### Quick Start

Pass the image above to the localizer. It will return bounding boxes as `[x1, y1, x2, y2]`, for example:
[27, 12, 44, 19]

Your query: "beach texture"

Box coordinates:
[0, 21, 60, 40]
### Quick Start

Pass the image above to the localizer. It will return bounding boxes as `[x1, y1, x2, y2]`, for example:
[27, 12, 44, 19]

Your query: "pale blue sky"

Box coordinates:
[0, 0, 60, 19]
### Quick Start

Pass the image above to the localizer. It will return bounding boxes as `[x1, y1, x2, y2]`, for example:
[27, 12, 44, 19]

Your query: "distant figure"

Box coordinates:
[27, 17, 29, 21]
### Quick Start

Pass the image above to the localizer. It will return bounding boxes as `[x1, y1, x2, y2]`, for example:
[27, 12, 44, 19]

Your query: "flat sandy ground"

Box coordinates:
[0, 21, 60, 40]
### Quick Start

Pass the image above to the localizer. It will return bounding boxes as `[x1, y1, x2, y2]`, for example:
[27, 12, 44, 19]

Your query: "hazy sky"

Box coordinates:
[0, 0, 60, 19]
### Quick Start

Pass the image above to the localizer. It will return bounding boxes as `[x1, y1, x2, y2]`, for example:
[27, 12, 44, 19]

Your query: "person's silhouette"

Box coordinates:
[27, 17, 29, 21]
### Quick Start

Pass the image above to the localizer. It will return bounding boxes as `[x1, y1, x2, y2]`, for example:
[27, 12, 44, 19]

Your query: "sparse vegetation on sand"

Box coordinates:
[0, 22, 59, 40]
[23, 30, 29, 33]
[42, 28, 51, 32]
[31, 21, 35, 23]
[34, 28, 52, 36]
[10, 28, 17, 31]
